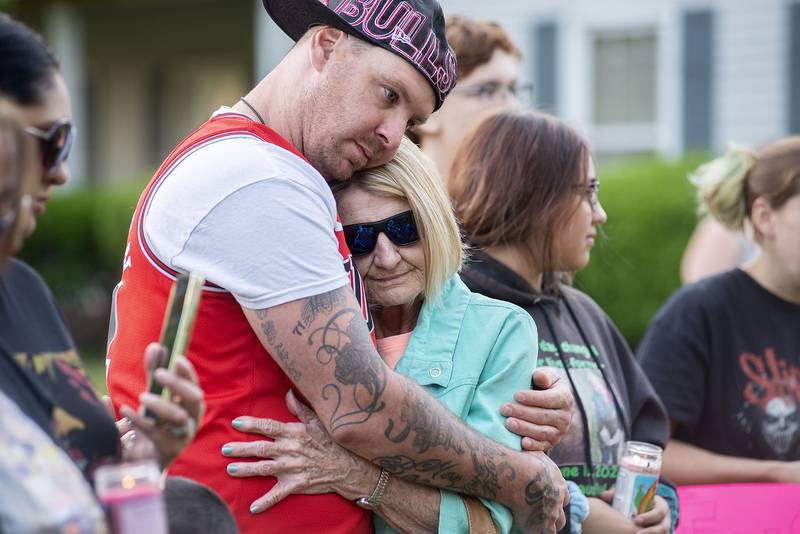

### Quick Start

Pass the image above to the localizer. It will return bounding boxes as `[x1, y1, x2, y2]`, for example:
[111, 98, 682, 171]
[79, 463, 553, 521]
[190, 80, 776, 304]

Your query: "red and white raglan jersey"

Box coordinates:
[106, 110, 373, 533]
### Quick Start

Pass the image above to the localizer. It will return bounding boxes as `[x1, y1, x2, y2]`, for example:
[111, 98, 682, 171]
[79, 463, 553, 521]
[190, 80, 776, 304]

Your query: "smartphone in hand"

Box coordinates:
[144, 272, 204, 417]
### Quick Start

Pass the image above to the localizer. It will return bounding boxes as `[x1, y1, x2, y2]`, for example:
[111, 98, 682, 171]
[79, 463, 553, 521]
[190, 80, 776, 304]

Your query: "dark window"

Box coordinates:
[790, 2, 800, 133]
[683, 10, 713, 150]
[534, 22, 558, 113]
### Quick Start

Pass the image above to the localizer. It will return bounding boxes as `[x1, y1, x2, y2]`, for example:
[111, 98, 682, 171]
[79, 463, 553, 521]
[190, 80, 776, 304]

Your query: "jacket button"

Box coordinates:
[429, 367, 442, 378]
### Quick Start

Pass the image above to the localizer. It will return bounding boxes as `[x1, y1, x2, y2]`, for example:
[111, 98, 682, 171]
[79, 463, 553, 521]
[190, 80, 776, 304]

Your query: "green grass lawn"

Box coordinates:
[82, 352, 108, 396]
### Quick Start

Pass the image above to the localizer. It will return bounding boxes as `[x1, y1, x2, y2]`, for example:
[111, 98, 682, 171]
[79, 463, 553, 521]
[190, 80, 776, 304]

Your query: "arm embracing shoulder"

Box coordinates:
[439, 308, 538, 534]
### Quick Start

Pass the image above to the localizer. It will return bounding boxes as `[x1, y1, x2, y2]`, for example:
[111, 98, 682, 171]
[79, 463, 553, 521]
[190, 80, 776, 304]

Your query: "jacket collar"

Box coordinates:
[401, 275, 470, 365]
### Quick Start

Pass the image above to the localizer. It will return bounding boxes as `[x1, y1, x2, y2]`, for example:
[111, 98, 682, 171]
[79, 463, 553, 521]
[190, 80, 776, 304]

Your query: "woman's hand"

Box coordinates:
[118, 343, 205, 470]
[632, 495, 671, 534]
[223, 390, 379, 514]
[593, 489, 671, 534]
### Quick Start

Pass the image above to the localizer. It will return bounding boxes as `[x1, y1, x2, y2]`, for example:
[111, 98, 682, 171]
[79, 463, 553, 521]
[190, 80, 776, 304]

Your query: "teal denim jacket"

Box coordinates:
[373, 276, 538, 534]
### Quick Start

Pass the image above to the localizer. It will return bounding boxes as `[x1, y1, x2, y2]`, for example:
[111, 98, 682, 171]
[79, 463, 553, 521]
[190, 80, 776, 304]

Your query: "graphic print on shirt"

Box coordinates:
[13, 349, 114, 473]
[539, 338, 625, 497]
[738, 346, 800, 458]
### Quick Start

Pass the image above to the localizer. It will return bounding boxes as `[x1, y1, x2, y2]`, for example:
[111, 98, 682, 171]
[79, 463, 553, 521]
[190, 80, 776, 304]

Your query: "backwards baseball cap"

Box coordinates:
[262, 0, 457, 110]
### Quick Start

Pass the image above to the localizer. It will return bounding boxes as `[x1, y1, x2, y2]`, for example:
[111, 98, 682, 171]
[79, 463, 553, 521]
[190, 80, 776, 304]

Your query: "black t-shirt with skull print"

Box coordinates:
[639, 268, 800, 460]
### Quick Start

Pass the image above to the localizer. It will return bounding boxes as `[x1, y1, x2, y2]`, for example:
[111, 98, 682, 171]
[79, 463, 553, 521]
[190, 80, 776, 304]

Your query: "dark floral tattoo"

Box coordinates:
[308, 307, 387, 431]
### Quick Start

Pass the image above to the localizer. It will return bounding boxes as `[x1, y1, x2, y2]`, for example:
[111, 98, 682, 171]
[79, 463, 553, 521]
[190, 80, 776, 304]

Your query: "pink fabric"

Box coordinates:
[676, 483, 800, 533]
[376, 332, 413, 370]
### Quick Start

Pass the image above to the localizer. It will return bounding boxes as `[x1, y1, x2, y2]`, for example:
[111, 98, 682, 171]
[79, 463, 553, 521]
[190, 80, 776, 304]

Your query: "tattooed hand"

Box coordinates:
[514, 452, 568, 533]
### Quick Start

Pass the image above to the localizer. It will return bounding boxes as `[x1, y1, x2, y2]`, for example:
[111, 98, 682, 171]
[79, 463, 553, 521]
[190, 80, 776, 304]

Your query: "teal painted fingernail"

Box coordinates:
[250, 504, 260, 514]
[227, 464, 238, 474]
[232, 419, 243, 429]
[221, 445, 233, 455]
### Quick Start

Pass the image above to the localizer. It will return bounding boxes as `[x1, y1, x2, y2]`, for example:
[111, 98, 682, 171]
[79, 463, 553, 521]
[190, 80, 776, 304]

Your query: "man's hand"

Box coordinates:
[502, 368, 573, 451]
[510, 451, 569, 533]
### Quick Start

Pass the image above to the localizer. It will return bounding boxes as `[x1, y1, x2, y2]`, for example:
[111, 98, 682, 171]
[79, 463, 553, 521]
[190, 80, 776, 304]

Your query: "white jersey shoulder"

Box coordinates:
[142, 108, 347, 309]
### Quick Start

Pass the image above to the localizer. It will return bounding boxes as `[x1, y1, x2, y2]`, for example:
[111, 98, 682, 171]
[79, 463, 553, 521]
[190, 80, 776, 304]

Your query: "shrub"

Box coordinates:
[575, 155, 706, 348]
[20, 157, 706, 353]
[19, 180, 146, 352]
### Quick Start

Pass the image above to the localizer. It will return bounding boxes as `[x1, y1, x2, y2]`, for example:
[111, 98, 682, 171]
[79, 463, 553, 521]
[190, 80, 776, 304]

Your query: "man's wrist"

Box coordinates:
[355, 468, 392, 510]
[339, 460, 382, 501]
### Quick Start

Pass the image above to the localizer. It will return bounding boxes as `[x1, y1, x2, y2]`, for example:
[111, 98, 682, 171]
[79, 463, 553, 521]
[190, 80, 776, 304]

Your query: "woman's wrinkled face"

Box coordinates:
[337, 186, 426, 307]
[552, 157, 607, 272]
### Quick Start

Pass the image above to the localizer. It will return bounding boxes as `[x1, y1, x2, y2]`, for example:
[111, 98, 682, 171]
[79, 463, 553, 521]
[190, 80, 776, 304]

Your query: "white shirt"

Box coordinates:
[143, 108, 348, 310]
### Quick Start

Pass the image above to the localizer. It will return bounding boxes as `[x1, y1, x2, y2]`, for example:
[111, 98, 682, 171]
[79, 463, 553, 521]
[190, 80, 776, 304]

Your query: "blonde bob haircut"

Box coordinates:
[334, 137, 464, 303]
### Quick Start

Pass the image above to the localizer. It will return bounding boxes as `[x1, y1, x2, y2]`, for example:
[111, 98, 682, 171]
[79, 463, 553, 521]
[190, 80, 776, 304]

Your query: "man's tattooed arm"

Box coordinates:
[242, 286, 567, 531]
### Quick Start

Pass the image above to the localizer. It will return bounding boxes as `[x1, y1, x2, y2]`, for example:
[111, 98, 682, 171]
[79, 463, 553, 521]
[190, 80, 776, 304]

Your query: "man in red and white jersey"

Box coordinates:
[106, 1, 568, 532]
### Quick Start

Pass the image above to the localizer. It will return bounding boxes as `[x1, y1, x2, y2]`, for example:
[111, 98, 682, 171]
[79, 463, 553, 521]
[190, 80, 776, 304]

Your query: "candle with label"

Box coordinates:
[95, 460, 168, 534]
[612, 441, 662, 518]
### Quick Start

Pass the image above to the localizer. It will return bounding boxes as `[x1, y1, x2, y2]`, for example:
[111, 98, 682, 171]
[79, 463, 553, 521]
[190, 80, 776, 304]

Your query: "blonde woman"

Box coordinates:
[639, 138, 800, 484]
[222, 137, 568, 533]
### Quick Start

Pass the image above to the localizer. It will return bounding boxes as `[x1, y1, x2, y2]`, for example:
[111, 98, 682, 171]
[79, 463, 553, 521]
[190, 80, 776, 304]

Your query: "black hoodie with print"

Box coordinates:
[462, 249, 668, 497]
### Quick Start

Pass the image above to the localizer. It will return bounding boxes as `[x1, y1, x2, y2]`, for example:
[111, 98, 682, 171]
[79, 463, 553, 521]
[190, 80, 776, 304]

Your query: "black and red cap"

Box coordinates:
[262, 0, 457, 111]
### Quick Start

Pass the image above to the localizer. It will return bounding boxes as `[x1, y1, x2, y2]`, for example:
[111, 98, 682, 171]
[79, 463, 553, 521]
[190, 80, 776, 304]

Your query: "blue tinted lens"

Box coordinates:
[351, 225, 377, 255]
[385, 216, 418, 245]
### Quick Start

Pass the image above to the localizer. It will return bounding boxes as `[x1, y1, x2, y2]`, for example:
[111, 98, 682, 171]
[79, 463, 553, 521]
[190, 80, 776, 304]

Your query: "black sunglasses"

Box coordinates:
[25, 120, 75, 171]
[343, 210, 420, 256]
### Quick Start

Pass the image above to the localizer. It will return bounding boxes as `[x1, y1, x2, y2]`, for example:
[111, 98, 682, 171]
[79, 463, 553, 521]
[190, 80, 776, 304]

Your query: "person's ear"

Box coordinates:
[308, 27, 345, 72]
[750, 196, 775, 241]
[414, 113, 441, 138]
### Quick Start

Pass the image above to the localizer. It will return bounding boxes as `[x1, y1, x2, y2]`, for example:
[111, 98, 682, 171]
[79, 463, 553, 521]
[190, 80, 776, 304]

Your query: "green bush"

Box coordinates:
[20, 181, 145, 298]
[575, 155, 706, 348]
[19, 180, 146, 355]
[20, 157, 706, 353]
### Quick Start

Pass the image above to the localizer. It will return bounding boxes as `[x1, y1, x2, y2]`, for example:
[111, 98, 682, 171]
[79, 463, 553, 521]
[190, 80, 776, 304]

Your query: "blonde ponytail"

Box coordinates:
[689, 144, 757, 231]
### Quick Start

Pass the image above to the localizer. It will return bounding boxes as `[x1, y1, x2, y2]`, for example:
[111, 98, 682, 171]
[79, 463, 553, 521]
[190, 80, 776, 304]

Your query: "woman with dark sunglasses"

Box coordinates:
[0, 103, 110, 533]
[450, 109, 676, 534]
[0, 14, 204, 482]
[0, 14, 73, 228]
[221, 136, 560, 533]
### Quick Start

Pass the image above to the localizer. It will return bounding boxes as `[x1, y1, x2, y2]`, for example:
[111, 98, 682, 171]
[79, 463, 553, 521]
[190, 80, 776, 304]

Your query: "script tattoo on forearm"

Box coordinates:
[373, 438, 516, 500]
[384, 379, 465, 454]
[307, 303, 388, 431]
[257, 309, 302, 382]
[374, 456, 462, 486]
[375, 380, 516, 500]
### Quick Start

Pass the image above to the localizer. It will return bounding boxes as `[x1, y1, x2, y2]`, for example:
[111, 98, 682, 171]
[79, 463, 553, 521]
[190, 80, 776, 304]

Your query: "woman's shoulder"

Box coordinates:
[434, 276, 536, 334]
[2, 259, 55, 302]
[558, 285, 614, 323]
[653, 269, 743, 323]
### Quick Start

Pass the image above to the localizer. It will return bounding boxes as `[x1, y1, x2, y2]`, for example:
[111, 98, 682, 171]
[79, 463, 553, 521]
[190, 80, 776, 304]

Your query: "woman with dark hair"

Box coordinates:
[0, 13, 204, 479]
[0, 102, 109, 532]
[452, 109, 676, 533]
[639, 139, 800, 484]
